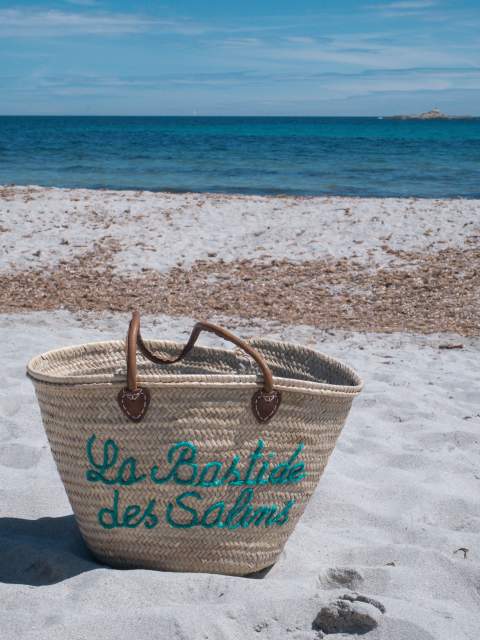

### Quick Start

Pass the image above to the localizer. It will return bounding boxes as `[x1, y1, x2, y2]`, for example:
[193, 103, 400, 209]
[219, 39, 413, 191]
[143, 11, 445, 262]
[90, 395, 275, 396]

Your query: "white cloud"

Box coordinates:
[366, 0, 436, 9]
[0, 8, 206, 37]
[221, 32, 475, 71]
[222, 37, 261, 47]
[64, 0, 99, 6]
[2, 66, 479, 116]
[365, 0, 439, 17]
[285, 36, 316, 45]
[311, 68, 480, 100]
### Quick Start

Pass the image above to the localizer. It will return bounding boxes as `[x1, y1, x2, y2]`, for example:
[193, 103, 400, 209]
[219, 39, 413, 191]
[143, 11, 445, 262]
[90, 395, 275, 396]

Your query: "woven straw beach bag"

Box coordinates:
[27, 312, 362, 576]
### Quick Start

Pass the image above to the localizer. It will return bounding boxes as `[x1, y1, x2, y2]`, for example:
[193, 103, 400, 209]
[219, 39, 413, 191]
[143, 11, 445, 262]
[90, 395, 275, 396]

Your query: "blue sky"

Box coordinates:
[0, 0, 479, 115]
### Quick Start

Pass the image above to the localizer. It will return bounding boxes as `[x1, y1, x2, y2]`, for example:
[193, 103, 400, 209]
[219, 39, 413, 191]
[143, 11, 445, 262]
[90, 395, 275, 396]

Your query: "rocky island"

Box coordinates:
[386, 107, 475, 120]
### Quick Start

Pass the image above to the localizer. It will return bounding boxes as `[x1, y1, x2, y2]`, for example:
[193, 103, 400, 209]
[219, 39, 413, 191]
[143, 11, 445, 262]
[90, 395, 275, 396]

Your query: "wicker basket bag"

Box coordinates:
[27, 312, 363, 576]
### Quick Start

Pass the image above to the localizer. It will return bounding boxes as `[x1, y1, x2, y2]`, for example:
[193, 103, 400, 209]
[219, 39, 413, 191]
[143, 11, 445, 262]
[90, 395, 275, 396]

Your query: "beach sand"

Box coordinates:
[0, 187, 479, 639]
[1, 185, 479, 334]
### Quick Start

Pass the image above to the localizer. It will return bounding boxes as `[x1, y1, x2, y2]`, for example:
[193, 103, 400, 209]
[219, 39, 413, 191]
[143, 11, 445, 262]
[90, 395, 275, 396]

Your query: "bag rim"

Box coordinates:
[26, 338, 363, 396]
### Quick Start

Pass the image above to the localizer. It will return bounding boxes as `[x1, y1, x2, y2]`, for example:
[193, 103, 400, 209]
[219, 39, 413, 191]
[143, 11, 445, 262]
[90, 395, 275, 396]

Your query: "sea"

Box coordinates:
[0, 116, 479, 198]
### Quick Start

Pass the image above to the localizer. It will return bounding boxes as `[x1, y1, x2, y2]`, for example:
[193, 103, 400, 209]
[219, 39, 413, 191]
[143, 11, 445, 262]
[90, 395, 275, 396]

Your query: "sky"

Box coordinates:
[0, 0, 479, 115]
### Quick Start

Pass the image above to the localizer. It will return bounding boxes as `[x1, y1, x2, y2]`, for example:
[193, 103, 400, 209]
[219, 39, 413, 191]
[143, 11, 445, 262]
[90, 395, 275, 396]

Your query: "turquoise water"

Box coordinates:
[0, 116, 479, 197]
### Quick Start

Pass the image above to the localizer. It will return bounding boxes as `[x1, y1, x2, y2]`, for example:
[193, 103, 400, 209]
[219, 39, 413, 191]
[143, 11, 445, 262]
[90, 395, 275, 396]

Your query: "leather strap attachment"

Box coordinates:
[117, 311, 281, 423]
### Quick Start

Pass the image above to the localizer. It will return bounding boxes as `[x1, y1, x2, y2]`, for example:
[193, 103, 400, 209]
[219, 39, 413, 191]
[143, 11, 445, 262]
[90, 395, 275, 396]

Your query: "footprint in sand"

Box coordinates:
[321, 567, 364, 590]
[0, 396, 23, 418]
[0, 418, 23, 442]
[0, 443, 41, 469]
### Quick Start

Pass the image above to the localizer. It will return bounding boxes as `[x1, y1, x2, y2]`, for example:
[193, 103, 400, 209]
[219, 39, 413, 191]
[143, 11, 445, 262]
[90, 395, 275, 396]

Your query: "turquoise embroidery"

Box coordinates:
[243, 440, 266, 485]
[223, 488, 254, 529]
[268, 443, 306, 485]
[151, 441, 198, 485]
[86, 434, 118, 484]
[86, 436, 307, 531]
[149, 439, 306, 488]
[98, 489, 158, 529]
[165, 488, 295, 531]
[117, 458, 146, 486]
[201, 501, 225, 528]
[220, 454, 242, 485]
[86, 434, 146, 486]
[252, 452, 276, 486]
[166, 491, 201, 528]
[239, 496, 296, 528]
[197, 461, 223, 487]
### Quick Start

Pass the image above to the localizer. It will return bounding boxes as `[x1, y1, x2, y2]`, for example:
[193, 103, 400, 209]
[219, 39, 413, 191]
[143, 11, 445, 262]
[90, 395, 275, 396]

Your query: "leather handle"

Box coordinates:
[118, 311, 281, 423]
[135, 314, 274, 394]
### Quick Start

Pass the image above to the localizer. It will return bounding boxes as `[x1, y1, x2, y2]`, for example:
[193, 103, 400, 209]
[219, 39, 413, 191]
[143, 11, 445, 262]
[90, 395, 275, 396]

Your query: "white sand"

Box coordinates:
[1, 186, 479, 638]
[1, 310, 479, 639]
[1, 185, 479, 274]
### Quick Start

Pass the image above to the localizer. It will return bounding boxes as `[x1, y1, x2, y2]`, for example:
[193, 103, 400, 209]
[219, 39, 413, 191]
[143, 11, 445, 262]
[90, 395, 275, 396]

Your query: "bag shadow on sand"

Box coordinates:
[0, 514, 274, 586]
[0, 515, 101, 586]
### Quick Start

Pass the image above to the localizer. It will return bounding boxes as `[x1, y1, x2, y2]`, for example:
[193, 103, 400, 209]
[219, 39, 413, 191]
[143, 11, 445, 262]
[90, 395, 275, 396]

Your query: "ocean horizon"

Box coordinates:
[1, 115, 479, 198]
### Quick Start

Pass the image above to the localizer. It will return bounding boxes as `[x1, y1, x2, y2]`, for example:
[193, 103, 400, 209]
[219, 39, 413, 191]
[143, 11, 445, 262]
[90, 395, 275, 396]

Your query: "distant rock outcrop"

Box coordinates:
[386, 108, 475, 120]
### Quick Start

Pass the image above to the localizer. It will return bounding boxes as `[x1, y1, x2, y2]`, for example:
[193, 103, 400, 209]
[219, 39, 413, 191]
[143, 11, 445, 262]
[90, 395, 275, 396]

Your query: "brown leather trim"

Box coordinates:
[251, 389, 282, 423]
[117, 386, 150, 422]
[126, 311, 140, 392]
[136, 319, 274, 394]
[123, 311, 281, 423]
